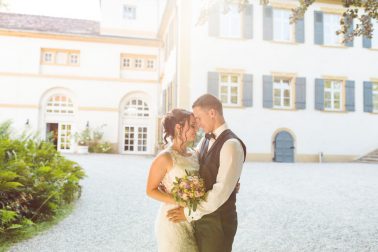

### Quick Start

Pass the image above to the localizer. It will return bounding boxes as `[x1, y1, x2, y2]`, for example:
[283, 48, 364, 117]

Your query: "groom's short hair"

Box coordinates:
[192, 94, 223, 116]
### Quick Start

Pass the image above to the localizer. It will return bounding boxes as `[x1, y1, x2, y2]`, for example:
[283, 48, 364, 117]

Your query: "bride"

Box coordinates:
[146, 108, 199, 252]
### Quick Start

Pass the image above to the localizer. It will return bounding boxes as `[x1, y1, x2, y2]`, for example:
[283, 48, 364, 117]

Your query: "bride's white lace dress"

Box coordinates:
[155, 146, 199, 252]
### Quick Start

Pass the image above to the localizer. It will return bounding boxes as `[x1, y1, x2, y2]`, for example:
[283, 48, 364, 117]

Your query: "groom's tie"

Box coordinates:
[200, 132, 216, 161]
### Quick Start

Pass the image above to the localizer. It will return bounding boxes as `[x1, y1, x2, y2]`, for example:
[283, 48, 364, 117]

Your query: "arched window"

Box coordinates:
[124, 98, 149, 117]
[46, 95, 74, 114]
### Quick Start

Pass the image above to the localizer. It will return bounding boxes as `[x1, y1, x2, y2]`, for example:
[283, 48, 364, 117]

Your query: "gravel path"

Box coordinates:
[9, 154, 378, 252]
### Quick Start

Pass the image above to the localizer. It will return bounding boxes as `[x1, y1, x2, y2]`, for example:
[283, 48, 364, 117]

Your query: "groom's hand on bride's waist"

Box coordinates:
[167, 207, 186, 223]
[235, 182, 240, 194]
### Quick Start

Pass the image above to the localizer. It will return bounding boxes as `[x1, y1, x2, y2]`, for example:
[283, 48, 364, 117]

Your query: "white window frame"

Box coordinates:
[134, 58, 143, 69]
[123, 5, 136, 20]
[46, 95, 74, 114]
[373, 82, 378, 112]
[58, 123, 72, 152]
[68, 53, 80, 65]
[41, 49, 80, 66]
[146, 59, 155, 70]
[220, 4, 242, 38]
[273, 77, 293, 109]
[324, 80, 343, 111]
[124, 98, 150, 118]
[123, 125, 148, 153]
[219, 73, 241, 106]
[324, 13, 342, 46]
[273, 8, 293, 42]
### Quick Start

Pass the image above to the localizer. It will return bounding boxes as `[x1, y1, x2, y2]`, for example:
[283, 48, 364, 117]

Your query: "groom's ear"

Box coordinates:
[209, 108, 216, 118]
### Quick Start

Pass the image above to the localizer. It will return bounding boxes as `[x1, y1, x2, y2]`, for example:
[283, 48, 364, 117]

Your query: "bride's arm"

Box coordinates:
[146, 152, 176, 205]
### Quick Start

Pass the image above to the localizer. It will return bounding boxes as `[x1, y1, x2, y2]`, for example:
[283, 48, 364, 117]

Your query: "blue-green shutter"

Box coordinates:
[345, 80, 355, 111]
[364, 81, 373, 112]
[243, 4, 253, 39]
[263, 6, 273, 41]
[314, 11, 324, 45]
[207, 72, 219, 97]
[208, 3, 220, 37]
[363, 36, 372, 48]
[315, 78, 324, 110]
[242, 74, 253, 107]
[295, 18, 305, 43]
[344, 17, 354, 47]
[162, 89, 167, 114]
[295, 77, 306, 109]
[263, 75, 273, 108]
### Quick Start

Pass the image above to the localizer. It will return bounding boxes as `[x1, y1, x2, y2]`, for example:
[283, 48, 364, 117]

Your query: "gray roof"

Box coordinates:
[0, 12, 100, 35]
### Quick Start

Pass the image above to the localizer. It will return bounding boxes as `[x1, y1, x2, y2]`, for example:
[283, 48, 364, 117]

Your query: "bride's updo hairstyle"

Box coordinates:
[162, 108, 193, 144]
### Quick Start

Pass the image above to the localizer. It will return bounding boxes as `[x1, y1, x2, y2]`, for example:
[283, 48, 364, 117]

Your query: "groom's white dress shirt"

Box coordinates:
[184, 123, 244, 222]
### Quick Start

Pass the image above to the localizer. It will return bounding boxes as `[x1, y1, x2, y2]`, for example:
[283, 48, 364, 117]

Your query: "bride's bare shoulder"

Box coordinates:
[153, 149, 173, 166]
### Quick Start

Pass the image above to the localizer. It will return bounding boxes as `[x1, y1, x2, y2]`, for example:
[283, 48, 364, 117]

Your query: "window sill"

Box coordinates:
[319, 44, 348, 49]
[272, 107, 296, 111]
[322, 109, 347, 113]
[216, 36, 247, 41]
[267, 40, 299, 45]
[223, 104, 244, 109]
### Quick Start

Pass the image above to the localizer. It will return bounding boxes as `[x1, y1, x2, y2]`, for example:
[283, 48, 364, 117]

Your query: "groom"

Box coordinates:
[167, 94, 246, 252]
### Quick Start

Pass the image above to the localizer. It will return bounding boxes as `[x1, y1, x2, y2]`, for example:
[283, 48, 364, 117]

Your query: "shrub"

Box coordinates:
[0, 121, 85, 234]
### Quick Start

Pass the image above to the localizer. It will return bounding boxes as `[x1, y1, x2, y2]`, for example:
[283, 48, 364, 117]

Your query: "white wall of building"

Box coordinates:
[176, 0, 378, 159]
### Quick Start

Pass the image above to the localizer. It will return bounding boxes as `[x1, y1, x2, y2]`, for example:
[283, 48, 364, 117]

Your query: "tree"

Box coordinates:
[198, 0, 378, 41]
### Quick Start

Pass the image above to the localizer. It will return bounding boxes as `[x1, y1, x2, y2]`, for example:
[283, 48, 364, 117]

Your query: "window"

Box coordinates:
[219, 73, 241, 106]
[46, 95, 74, 114]
[69, 53, 79, 65]
[123, 5, 136, 20]
[146, 60, 155, 69]
[273, 9, 292, 42]
[122, 57, 131, 68]
[120, 54, 156, 71]
[137, 127, 148, 152]
[273, 77, 292, 109]
[373, 83, 378, 112]
[324, 13, 342, 46]
[324, 80, 343, 111]
[43, 51, 54, 63]
[41, 49, 80, 66]
[134, 59, 142, 68]
[220, 4, 242, 38]
[124, 98, 149, 117]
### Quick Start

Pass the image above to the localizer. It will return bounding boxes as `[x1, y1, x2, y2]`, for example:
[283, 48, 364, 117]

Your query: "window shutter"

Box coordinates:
[162, 89, 167, 114]
[364, 81, 373, 112]
[344, 17, 354, 47]
[295, 18, 305, 43]
[207, 72, 219, 97]
[243, 4, 253, 39]
[314, 11, 324, 45]
[345, 80, 355, 111]
[315, 78, 324, 110]
[242, 74, 253, 107]
[263, 75, 273, 108]
[295, 77, 306, 109]
[263, 6, 273, 41]
[208, 3, 220, 37]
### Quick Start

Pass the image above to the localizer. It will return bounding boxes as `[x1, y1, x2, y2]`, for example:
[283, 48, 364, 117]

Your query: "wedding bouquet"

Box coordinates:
[171, 170, 207, 215]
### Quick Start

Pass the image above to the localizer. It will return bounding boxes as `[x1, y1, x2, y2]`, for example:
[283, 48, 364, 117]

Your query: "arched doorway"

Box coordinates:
[39, 88, 76, 153]
[119, 93, 153, 154]
[273, 131, 295, 163]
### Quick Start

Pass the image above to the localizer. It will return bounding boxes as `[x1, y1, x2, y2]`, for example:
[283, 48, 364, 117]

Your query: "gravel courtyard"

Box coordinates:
[9, 154, 378, 252]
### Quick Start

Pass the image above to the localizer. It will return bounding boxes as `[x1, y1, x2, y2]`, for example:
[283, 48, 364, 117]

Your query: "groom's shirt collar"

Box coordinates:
[212, 123, 228, 140]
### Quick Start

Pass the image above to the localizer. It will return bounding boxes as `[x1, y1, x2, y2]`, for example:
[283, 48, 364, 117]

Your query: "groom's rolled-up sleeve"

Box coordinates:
[184, 139, 244, 222]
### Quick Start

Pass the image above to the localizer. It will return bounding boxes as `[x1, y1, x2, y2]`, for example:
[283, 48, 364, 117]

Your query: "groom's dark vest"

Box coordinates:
[199, 129, 246, 213]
